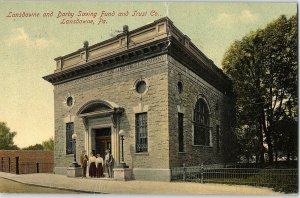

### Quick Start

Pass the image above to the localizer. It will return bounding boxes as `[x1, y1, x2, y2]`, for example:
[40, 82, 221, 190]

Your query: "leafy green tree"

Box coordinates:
[222, 15, 297, 163]
[236, 125, 262, 163]
[220, 99, 240, 164]
[22, 144, 44, 150]
[273, 118, 297, 161]
[42, 137, 54, 151]
[22, 137, 54, 151]
[0, 122, 19, 150]
[222, 31, 266, 163]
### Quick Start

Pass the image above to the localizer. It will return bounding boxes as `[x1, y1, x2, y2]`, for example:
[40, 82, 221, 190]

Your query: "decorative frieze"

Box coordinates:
[55, 55, 166, 88]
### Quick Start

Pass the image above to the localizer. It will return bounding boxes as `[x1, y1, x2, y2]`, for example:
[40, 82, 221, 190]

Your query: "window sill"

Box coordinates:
[178, 152, 186, 154]
[134, 152, 149, 156]
[192, 145, 213, 148]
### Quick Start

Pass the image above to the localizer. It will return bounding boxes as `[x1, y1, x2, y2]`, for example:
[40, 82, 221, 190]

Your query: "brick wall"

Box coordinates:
[0, 150, 54, 174]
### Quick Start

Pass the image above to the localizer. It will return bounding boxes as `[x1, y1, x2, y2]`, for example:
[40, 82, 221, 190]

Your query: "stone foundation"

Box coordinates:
[54, 167, 67, 175]
[133, 168, 171, 181]
[67, 166, 82, 177]
[113, 168, 133, 181]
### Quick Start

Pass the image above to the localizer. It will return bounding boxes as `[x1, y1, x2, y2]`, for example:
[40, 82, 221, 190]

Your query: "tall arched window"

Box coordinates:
[193, 98, 210, 146]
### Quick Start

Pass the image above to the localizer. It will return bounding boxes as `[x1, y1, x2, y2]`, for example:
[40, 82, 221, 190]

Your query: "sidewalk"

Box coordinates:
[0, 172, 282, 195]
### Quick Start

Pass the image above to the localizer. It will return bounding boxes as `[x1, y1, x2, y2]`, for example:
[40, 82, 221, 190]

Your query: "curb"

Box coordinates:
[0, 175, 106, 194]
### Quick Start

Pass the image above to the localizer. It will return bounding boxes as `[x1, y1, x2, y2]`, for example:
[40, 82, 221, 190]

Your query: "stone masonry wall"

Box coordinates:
[53, 55, 170, 175]
[167, 55, 231, 168]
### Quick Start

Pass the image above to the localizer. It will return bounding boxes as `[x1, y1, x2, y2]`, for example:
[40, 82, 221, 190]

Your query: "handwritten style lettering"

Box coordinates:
[60, 18, 94, 24]
[5, 9, 161, 25]
[56, 11, 74, 18]
[6, 11, 40, 18]
[132, 10, 147, 16]
[77, 11, 97, 18]
[100, 11, 115, 17]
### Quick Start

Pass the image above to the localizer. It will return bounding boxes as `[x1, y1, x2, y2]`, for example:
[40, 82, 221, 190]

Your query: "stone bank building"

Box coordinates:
[43, 17, 233, 181]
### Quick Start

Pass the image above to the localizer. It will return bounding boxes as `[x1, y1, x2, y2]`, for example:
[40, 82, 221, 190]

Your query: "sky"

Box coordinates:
[0, 2, 296, 148]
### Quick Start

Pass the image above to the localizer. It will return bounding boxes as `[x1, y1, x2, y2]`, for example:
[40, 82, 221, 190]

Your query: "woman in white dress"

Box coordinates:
[95, 154, 104, 177]
[88, 151, 96, 177]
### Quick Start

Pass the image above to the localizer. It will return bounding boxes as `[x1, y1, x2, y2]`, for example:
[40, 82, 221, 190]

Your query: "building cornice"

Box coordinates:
[168, 37, 232, 95]
[43, 38, 169, 85]
[43, 17, 232, 95]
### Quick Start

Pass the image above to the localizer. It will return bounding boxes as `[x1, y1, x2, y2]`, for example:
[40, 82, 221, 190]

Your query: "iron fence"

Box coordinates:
[171, 164, 298, 190]
[1, 157, 14, 173]
[0, 157, 53, 174]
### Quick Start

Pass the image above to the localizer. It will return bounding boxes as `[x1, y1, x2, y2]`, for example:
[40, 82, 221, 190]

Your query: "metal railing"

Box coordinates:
[19, 162, 54, 174]
[171, 164, 298, 190]
[0, 157, 53, 174]
[1, 157, 13, 173]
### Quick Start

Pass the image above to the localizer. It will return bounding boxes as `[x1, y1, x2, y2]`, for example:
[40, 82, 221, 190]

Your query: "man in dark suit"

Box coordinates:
[105, 149, 113, 178]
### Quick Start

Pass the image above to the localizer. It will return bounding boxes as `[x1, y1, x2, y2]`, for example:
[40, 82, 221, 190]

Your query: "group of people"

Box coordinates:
[80, 149, 113, 178]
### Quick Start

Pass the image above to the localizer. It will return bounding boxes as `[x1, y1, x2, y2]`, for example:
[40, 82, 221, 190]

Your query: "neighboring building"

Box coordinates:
[43, 17, 234, 181]
[0, 150, 54, 174]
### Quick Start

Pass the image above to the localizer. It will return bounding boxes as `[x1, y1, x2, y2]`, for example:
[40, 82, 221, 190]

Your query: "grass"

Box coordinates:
[193, 169, 298, 194]
[175, 163, 298, 194]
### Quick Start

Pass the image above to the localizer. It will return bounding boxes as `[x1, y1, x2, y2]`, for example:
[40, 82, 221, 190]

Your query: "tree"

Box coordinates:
[22, 137, 54, 151]
[220, 99, 240, 164]
[22, 144, 44, 150]
[273, 117, 297, 161]
[0, 122, 19, 150]
[222, 15, 297, 163]
[42, 137, 54, 151]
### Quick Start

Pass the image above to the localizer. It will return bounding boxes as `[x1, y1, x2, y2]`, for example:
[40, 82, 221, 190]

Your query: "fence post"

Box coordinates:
[1, 157, 3, 172]
[183, 163, 186, 181]
[201, 163, 204, 184]
[8, 157, 11, 173]
[36, 162, 39, 173]
[15, 157, 19, 174]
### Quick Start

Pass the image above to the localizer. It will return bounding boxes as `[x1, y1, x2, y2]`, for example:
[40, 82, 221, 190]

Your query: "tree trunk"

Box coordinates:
[265, 131, 274, 163]
[256, 154, 259, 164]
[260, 106, 273, 163]
[259, 117, 265, 164]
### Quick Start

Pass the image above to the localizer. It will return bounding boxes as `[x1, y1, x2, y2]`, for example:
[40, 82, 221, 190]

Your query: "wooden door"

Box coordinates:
[95, 128, 111, 158]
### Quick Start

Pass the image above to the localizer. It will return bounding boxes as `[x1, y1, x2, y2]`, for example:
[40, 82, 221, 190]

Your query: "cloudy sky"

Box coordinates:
[0, 2, 296, 148]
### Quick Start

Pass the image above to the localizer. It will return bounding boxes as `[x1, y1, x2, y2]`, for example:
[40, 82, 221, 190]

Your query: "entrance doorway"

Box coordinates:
[95, 128, 111, 158]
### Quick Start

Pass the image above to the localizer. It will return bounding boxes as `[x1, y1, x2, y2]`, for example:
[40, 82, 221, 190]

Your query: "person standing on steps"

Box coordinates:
[88, 150, 96, 178]
[81, 154, 88, 177]
[80, 150, 86, 177]
[95, 154, 104, 178]
[105, 149, 113, 178]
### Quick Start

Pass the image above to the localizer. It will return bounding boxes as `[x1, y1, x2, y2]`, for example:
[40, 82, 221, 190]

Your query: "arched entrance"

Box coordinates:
[77, 100, 124, 165]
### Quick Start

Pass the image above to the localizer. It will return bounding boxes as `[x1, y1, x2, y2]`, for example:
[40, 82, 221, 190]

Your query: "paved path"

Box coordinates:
[0, 172, 282, 195]
[0, 177, 81, 193]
